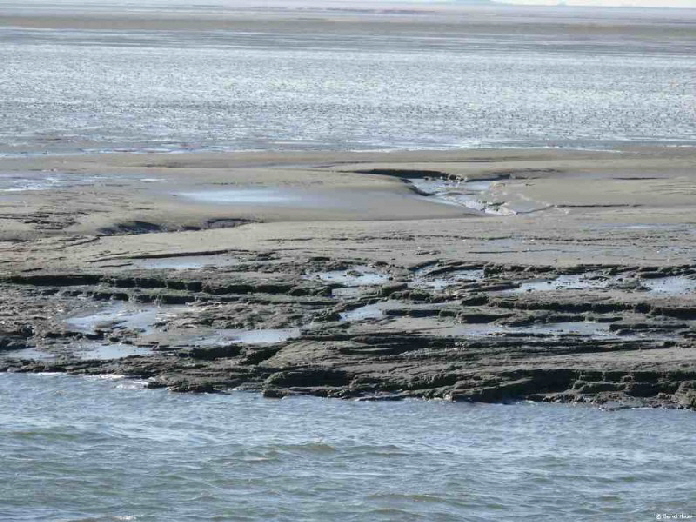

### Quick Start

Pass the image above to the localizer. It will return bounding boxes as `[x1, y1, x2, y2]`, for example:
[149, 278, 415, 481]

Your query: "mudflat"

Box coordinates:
[2, 1, 695, 37]
[1, 147, 695, 408]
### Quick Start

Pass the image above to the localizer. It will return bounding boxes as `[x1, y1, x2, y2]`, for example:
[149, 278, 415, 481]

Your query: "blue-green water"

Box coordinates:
[1, 373, 694, 521]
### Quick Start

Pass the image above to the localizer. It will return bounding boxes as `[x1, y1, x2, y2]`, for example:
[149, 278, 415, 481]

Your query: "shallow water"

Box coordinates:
[0, 172, 113, 192]
[0, 172, 169, 192]
[641, 276, 696, 296]
[192, 327, 302, 346]
[506, 321, 615, 338]
[65, 303, 187, 335]
[509, 274, 609, 294]
[178, 188, 305, 204]
[177, 186, 471, 216]
[412, 268, 485, 290]
[76, 343, 155, 360]
[1, 373, 695, 521]
[410, 179, 506, 214]
[436, 321, 616, 339]
[306, 266, 390, 287]
[1, 19, 694, 155]
[9, 343, 154, 361]
[508, 274, 696, 296]
[340, 303, 386, 322]
[387, 320, 623, 340]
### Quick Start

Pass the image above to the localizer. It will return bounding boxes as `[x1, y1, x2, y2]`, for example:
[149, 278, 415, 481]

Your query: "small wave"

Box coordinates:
[115, 380, 149, 390]
[64, 515, 138, 522]
[368, 493, 448, 503]
[10, 429, 80, 441]
[273, 442, 338, 454]
[365, 507, 425, 517]
[83, 375, 126, 381]
[348, 444, 411, 457]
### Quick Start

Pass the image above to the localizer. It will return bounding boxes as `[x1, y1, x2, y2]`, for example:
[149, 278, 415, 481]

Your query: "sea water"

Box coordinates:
[0, 9, 694, 154]
[1, 373, 695, 521]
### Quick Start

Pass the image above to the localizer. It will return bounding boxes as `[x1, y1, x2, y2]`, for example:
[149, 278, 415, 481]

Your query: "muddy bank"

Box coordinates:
[1, 148, 695, 408]
[1, 256, 695, 409]
[1, 147, 694, 242]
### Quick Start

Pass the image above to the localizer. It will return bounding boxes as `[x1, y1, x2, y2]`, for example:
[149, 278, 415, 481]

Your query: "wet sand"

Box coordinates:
[0, 147, 694, 262]
[1, 147, 695, 408]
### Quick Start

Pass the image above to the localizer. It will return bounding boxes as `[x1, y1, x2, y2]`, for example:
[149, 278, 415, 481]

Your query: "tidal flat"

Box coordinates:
[1, 3, 696, 519]
[1, 147, 695, 409]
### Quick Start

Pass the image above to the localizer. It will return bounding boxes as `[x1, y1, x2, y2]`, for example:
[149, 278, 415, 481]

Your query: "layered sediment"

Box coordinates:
[1, 148, 695, 409]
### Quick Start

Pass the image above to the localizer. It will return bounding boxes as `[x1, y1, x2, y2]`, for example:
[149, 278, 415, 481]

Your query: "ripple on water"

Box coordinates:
[1, 374, 695, 520]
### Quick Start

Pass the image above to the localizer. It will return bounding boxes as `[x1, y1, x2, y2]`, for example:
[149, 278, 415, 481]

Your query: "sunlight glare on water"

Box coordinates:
[1, 27, 694, 154]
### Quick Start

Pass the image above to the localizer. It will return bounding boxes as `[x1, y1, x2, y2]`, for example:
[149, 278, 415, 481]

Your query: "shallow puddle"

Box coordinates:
[6, 343, 154, 361]
[508, 274, 609, 294]
[306, 266, 390, 288]
[194, 328, 301, 346]
[434, 321, 617, 339]
[339, 303, 386, 322]
[411, 179, 493, 195]
[77, 343, 154, 360]
[4, 347, 55, 361]
[409, 179, 513, 214]
[177, 183, 489, 217]
[0, 172, 113, 192]
[65, 304, 187, 335]
[640, 276, 696, 296]
[514, 321, 615, 337]
[178, 188, 303, 204]
[412, 268, 484, 290]
[177, 177, 500, 215]
[599, 223, 683, 231]
[508, 273, 696, 297]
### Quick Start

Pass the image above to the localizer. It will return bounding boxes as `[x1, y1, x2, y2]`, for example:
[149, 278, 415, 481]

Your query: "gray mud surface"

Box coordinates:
[1, 148, 695, 409]
[2, 255, 695, 409]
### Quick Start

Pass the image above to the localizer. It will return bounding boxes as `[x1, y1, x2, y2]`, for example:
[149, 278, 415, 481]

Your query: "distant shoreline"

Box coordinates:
[1, 2, 695, 35]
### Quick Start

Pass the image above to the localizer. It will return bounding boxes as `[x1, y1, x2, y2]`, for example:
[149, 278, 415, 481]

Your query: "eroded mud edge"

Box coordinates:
[1, 255, 695, 410]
